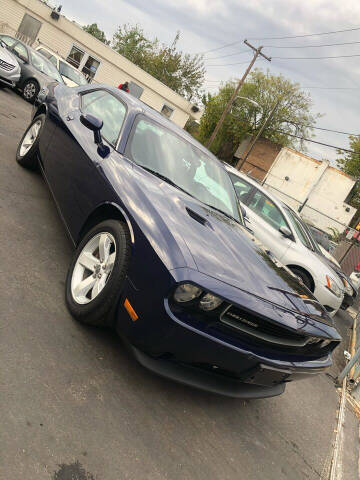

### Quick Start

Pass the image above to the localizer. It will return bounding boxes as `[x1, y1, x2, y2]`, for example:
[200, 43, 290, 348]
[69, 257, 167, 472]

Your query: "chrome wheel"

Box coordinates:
[23, 81, 36, 100]
[19, 120, 42, 157]
[71, 232, 116, 304]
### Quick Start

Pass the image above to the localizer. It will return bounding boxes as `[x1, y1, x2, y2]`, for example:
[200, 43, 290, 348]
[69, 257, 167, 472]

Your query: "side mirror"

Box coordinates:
[80, 113, 110, 158]
[279, 226, 292, 238]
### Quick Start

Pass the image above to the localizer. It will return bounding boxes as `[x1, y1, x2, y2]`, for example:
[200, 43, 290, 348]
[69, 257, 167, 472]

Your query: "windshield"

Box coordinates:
[128, 118, 241, 222]
[285, 207, 322, 253]
[29, 50, 63, 83]
[59, 61, 88, 85]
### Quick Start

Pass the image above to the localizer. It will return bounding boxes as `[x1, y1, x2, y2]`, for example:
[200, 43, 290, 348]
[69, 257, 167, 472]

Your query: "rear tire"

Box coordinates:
[65, 220, 131, 327]
[289, 267, 313, 292]
[22, 79, 39, 103]
[16, 114, 45, 170]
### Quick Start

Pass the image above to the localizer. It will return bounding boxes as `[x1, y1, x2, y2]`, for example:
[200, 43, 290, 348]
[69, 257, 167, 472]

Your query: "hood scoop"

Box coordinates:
[186, 207, 211, 228]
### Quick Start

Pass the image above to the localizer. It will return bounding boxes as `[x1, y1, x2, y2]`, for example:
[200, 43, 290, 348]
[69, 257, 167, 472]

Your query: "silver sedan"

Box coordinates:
[0, 39, 20, 88]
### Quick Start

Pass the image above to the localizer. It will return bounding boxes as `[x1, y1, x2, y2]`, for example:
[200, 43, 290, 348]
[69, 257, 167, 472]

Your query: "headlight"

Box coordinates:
[199, 293, 223, 311]
[174, 283, 202, 302]
[325, 275, 342, 298]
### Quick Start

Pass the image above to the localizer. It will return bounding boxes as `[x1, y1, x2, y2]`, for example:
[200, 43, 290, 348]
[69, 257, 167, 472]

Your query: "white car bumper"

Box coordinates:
[314, 283, 343, 317]
[0, 66, 21, 87]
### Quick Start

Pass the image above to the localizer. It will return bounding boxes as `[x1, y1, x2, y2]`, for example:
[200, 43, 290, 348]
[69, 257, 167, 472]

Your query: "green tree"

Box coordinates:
[337, 135, 360, 215]
[83, 23, 109, 45]
[198, 69, 321, 160]
[112, 24, 205, 101]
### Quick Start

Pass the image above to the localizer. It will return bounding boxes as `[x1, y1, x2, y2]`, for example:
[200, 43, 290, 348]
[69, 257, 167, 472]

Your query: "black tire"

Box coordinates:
[16, 114, 45, 170]
[65, 220, 131, 327]
[22, 79, 40, 103]
[289, 267, 313, 292]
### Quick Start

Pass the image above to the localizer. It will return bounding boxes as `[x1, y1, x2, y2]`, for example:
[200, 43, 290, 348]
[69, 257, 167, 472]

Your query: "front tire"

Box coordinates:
[16, 114, 45, 170]
[22, 79, 39, 103]
[65, 220, 131, 327]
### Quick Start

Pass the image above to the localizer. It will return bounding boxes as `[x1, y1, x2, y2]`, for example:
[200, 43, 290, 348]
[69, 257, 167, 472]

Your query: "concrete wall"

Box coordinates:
[0, 0, 202, 127]
[263, 147, 356, 233]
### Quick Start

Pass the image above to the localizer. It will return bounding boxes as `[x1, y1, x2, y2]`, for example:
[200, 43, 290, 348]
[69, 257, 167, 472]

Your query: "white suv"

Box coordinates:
[226, 166, 344, 316]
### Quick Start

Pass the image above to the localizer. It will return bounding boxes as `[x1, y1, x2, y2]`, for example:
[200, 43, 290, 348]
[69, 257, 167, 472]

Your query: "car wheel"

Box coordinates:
[65, 220, 131, 327]
[22, 79, 39, 103]
[289, 267, 313, 292]
[16, 114, 45, 170]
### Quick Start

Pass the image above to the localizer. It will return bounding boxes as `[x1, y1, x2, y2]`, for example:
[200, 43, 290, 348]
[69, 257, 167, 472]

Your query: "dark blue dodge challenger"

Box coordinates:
[16, 84, 341, 398]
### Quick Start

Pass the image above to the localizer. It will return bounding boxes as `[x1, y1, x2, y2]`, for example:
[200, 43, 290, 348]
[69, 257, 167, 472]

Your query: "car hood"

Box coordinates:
[157, 183, 329, 321]
[0, 46, 20, 69]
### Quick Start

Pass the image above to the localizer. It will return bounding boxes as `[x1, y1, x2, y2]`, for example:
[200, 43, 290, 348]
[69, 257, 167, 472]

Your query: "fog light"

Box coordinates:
[199, 293, 223, 311]
[174, 284, 202, 303]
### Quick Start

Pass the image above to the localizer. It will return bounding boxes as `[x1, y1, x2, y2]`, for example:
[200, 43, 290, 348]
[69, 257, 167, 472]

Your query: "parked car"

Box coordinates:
[0, 38, 21, 88]
[35, 45, 88, 87]
[15, 83, 341, 398]
[315, 244, 357, 310]
[226, 165, 345, 317]
[0, 34, 63, 102]
[350, 271, 360, 291]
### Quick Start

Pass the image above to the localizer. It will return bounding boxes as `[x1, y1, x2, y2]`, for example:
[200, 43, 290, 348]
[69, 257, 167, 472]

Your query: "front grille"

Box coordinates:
[216, 305, 336, 356]
[0, 59, 15, 71]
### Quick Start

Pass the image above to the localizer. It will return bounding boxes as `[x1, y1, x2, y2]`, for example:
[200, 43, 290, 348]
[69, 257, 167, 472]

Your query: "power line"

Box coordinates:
[205, 49, 250, 60]
[303, 86, 360, 90]
[273, 53, 360, 59]
[274, 130, 355, 153]
[290, 123, 358, 136]
[198, 25, 360, 55]
[247, 25, 360, 40]
[208, 53, 360, 65]
[263, 40, 360, 48]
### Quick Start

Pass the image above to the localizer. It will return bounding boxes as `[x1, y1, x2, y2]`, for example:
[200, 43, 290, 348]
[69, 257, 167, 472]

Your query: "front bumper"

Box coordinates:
[129, 344, 286, 398]
[0, 69, 20, 87]
[314, 283, 343, 317]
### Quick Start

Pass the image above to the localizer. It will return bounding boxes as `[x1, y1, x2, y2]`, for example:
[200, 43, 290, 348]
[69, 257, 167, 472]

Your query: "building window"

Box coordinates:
[128, 82, 143, 99]
[81, 55, 100, 81]
[66, 45, 85, 69]
[161, 104, 174, 119]
[66, 44, 100, 82]
[17, 14, 42, 43]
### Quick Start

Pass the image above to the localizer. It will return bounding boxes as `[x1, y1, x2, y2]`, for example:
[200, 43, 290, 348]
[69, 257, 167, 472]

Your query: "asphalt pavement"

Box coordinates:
[0, 88, 358, 480]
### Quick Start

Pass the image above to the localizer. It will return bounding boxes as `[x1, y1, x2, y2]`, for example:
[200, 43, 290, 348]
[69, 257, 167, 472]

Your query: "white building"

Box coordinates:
[0, 0, 202, 127]
[263, 147, 356, 233]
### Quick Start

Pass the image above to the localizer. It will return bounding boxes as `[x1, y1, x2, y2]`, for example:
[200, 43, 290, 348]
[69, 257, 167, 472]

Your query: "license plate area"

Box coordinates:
[244, 364, 291, 386]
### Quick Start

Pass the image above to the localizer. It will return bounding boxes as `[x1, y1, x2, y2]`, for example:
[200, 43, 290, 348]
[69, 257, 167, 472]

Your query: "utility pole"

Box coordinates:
[236, 97, 282, 171]
[206, 40, 271, 149]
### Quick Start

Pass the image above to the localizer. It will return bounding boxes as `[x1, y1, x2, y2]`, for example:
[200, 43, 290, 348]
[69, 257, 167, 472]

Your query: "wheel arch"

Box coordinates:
[77, 202, 135, 246]
[287, 264, 315, 292]
[33, 102, 48, 119]
[22, 76, 40, 89]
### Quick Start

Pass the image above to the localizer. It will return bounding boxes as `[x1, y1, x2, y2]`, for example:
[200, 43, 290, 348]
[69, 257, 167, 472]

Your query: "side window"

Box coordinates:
[248, 190, 288, 231]
[229, 173, 253, 204]
[285, 210, 313, 249]
[37, 48, 57, 66]
[13, 42, 28, 62]
[81, 90, 126, 146]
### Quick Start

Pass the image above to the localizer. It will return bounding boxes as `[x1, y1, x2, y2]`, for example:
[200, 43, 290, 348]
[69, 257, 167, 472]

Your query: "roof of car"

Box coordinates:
[99, 85, 222, 163]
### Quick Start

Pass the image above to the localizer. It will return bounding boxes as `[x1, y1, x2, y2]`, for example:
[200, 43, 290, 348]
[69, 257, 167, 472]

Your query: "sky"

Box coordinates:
[57, 0, 360, 164]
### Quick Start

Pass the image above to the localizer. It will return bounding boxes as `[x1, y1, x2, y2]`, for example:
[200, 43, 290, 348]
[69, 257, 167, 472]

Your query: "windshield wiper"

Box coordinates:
[140, 166, 194, 197]
[203, 202, 241, 224]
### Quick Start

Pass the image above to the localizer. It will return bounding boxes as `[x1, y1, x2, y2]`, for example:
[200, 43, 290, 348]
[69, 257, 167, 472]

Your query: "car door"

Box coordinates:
[43, 88, 127, 240]
[244, 188, 293, 261]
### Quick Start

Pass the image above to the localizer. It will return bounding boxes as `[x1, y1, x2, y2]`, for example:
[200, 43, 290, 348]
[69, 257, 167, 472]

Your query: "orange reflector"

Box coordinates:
[326, 275, 331, 289]
[124, 298, 138, 322]
[299, 294, 309, 299]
